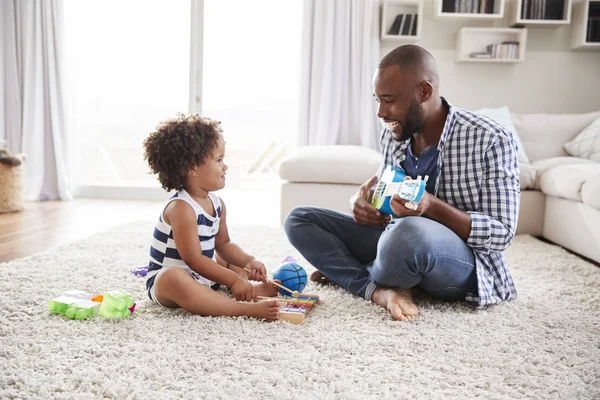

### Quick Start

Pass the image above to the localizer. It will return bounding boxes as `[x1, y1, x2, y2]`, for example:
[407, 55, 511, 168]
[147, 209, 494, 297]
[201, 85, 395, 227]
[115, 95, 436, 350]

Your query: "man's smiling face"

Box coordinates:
[373, 65, 424, 142]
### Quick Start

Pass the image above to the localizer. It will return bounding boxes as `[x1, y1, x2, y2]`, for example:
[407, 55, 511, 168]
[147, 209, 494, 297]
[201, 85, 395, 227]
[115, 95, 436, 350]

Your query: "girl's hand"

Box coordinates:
[230, 277, 256, 302]
[245, 260, 267, 282]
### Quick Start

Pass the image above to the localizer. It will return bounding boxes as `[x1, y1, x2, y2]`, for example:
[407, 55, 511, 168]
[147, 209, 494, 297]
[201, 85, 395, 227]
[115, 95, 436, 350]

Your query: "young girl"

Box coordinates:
[142, 114, 280, 321]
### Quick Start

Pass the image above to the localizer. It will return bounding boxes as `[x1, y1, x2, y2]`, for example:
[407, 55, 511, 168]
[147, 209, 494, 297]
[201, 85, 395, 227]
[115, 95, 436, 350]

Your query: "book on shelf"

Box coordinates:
[588, 3, 600, 43]
[401, 14, 413, 35]
[587, 17, 600, 43]
[442, 0, 495, 14]
[480, 42, 520, 60]
[521, 0, 565, 21]
[388, 14, 404, 35]
[469, 52, 492, 59]
[411, 14, 418, 36]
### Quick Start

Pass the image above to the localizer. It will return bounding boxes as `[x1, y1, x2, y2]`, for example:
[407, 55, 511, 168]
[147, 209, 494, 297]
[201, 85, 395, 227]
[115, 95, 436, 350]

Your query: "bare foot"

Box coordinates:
[245, 299, 280, 321]
[253, 280, 281, 297]
[371, 287, 419, 321]
[310, 271, 331, 284]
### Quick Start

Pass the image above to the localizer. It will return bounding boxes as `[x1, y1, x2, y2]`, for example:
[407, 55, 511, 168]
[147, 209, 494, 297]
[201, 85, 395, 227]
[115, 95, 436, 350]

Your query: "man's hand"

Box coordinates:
[245, 259, 267, 282]
[230, 277, 256, 302]
[350, 175, 391, 227]
[389, 190, 436, 218]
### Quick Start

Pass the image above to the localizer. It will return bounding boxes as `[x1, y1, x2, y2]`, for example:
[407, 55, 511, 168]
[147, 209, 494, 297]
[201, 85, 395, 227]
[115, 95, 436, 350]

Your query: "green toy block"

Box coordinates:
[98, 289, 135, 319]
[64, 300, 102, 320]
[48, 296, 78, 314]
[48, 292, 101, 320]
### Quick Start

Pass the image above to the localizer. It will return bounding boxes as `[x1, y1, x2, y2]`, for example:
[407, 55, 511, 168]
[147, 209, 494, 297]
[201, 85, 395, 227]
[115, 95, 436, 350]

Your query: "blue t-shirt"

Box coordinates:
[400, 143, 439, 195]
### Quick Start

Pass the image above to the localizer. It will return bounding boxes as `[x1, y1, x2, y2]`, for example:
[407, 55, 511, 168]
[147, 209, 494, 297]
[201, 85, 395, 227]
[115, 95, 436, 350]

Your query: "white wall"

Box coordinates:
[380, 1, 600, 114]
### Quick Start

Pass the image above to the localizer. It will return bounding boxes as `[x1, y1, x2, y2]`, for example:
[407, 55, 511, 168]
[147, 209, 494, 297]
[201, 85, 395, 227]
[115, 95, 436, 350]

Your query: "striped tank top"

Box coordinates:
[146, 190, 221, 291]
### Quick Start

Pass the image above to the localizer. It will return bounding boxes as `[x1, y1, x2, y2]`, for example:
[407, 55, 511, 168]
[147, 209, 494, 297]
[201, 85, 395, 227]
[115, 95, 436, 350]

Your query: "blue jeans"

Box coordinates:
[283, 206, 478, 302]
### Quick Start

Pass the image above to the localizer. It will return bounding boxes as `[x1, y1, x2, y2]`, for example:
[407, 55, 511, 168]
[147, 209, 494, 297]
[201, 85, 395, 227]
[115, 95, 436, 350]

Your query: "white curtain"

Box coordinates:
[1, 0, 72, 201]
[299, 0, 381, 149]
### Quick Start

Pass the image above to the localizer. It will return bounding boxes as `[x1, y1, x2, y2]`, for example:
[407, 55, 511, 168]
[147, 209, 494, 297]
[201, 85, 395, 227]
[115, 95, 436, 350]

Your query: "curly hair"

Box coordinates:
[143, 114, 224, 192]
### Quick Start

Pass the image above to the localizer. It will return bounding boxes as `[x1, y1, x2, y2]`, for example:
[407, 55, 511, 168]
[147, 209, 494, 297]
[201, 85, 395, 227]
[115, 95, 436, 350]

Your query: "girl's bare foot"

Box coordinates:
[371, 287, 419, 321]
[253, 280, 281, 297]
[245, 299, 280, 321]
[310, 271, 331, 284]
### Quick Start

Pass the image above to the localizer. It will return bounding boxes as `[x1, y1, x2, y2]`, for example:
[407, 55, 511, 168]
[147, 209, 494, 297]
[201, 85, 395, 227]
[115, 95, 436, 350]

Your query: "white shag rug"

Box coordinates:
[1, 221, 599, 400]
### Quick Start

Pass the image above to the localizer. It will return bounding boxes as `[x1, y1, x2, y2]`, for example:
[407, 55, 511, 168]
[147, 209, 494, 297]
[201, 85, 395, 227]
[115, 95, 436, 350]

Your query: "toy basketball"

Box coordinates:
[272, 262, 307, 296]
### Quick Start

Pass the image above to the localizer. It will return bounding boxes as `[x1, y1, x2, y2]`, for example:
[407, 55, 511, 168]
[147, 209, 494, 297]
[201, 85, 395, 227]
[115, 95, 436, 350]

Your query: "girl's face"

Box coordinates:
[191, 138, 228, 192]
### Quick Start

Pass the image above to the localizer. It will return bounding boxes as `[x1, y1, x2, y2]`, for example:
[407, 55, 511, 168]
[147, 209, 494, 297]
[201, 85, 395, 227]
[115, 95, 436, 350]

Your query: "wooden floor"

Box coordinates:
[0, 199, 163, 263]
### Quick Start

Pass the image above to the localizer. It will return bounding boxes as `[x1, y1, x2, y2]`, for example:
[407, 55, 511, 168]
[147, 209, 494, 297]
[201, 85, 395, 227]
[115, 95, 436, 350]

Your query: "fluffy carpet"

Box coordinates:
[1, 221, 599, 400]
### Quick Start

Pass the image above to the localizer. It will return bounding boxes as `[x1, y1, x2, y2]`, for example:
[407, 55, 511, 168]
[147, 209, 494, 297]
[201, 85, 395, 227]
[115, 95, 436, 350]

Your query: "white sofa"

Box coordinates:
[279, 110, 600, 264]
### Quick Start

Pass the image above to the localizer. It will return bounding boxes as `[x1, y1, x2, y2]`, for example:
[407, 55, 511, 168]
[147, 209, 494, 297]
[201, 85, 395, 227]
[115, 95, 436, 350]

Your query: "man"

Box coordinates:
[283, 45, 520, 321]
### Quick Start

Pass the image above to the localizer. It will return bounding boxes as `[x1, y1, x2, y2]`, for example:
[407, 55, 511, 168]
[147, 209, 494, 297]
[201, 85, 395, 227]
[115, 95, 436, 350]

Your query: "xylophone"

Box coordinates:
[277, 294, 320, 325]
[257, 293, 320, 325]
[248, 266, 320, 325]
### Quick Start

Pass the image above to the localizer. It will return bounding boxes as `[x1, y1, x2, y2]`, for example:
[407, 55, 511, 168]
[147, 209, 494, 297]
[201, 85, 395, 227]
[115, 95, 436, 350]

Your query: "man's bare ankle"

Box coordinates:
[371, 286, 386, 304]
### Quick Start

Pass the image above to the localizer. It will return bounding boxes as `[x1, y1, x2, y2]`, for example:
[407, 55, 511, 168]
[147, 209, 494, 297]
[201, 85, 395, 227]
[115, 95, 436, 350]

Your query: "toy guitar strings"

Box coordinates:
[370, 165, 429, 214]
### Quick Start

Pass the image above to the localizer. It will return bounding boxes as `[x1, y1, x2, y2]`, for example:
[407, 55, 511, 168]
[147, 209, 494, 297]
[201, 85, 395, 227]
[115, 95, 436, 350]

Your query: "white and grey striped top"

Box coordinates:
[146, 189, 221, 289]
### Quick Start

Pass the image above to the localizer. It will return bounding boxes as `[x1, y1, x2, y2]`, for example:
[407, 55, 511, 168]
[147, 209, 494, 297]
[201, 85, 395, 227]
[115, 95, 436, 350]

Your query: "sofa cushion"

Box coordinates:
[511, 111, 600, 163]
[279, 145, 381, 185]
[530, 157, 596, 190]
[477, 106, 529, 164]
[564, 116, 600, 162]
[519, 163, 536, 190]
[582, 175, 600, 211]
[281, 145, 538, 189]
[539, 164, 600, 202]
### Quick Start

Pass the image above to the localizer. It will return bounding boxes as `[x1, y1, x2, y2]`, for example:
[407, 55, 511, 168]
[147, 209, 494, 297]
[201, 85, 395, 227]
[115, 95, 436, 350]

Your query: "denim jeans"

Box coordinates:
[283, 206, 478, 302]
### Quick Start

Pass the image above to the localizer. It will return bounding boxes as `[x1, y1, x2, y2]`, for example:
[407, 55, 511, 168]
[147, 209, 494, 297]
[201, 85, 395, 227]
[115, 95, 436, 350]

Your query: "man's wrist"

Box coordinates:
[422, 195, 441, 219]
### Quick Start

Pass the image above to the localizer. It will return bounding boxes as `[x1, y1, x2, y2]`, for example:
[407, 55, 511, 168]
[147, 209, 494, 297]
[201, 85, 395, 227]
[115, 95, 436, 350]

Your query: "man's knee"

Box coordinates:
[283, 206, 312, 239]
[370, 218, 434, 283]
[384, 217, 439, 250]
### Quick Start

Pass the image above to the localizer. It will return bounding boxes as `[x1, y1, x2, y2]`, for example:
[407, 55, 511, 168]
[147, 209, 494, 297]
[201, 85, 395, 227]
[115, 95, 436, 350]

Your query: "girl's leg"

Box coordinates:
[153, 267, 280, 321]
[215, 253, 279, 297]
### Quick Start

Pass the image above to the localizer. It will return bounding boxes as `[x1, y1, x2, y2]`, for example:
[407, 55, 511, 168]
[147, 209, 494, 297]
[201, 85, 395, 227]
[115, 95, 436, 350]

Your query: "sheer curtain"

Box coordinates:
[1, 0, 72, 201]
[299, 0, 381, 149]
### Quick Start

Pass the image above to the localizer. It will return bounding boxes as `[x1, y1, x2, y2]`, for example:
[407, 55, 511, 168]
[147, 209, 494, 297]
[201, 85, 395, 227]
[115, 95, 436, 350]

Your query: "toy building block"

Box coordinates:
[98, 289, 135, 319]
[48, 295, 81, 314]
[48, 291, 101, 320]
[48, 290, 94, 314]
[64, 300, 102, 320]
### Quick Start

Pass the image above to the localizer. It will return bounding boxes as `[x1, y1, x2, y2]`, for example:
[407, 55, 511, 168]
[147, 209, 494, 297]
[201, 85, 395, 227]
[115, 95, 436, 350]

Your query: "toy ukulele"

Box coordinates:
[370, 165, 429, 214]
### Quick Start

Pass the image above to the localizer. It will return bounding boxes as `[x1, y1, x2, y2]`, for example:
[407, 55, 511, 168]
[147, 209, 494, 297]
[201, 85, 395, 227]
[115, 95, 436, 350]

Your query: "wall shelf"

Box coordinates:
[434, 0, 505, 19]
[510, 0, 572, 27]
[571, 0, 600, 49]
[456, 27, 527, 63]
[381, 0, 423, 41]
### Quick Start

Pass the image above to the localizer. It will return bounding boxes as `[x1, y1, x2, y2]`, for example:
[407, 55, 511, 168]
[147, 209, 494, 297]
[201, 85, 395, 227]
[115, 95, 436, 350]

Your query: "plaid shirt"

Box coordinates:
[377, 98, 519, 308]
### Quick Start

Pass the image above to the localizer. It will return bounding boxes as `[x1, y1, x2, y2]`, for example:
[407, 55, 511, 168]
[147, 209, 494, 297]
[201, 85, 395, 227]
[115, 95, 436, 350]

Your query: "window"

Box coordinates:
[64, 0, 302, 197]
[201, 0, 302, 188]
[64, 0, 191, 191]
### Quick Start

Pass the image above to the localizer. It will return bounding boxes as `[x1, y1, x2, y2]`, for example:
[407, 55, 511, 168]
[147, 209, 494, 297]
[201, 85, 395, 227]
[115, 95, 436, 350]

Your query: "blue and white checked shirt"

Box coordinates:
[377, 98, 520, 308]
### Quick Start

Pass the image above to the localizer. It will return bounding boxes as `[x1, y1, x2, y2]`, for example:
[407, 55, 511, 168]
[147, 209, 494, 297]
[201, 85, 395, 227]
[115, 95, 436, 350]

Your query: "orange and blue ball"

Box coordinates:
[273, 262, 307, 296]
